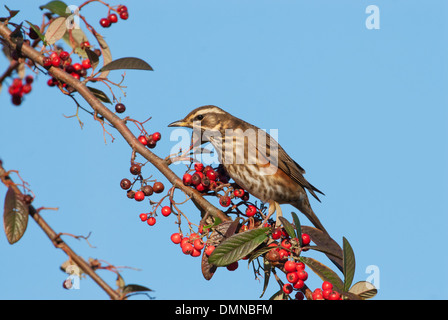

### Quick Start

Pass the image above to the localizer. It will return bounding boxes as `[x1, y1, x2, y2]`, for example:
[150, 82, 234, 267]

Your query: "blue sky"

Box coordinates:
[1, 0, 447, 300]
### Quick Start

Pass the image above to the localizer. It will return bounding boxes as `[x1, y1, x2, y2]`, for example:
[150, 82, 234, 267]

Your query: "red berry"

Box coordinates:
[301, 233, 311, 246]
[195, 183, 206, 192]
[47, 78, 56, 87]
[233, 188, 244, 198]
[11, 95, 22, 106]
[81, 59, 91, 69]
[271, 228, 282, 240]
[295, 291, 305, 300]
[161, 206, 171, 217]
[206, 169, 218, 181]
[115, 103, 126, 113]
[182, 243, 194, 255]
[322, 281, 333, 291]
[119, 11, 129, 20]
[59, 51, 70, 61]
[219, 196, 231, 207]
[245, 205, 257, 217]
[322, 289, 332, 300]
[191, 173, 202, 186]
[138, 135, 148, 145]
[281, 239, 292, 249]
[152, 132, 161, 142]
[139, 213, 148, 221]
[190, 247, 202, 257]
[73, 63, 82, 72]
[117, 5, 127, 13]
[43, 57, 52, 67]
[284, 260, 297, 273]
[25, 75, 34, 84]
[147, 216, 156, 226]
[296, 262, 306, 271]
[182, 173, 192, 185]
[108, 13, 118, 23]
[328, 291, 341, 300]
[51, 56, 61, 67]
[170, 233, 182, 244]
[100, 18, 111, 28]
[50, 52, 59, 60]
[312, 289, 324, 300]
[278, 249, 288, 260]
[226, 261, 238, 271]
[297, 270, 308, 281]
[134, 191, 145, 201]
[282, 283, 293, 295]
[180, 237, 190, 248]
[205, 245, 215, 256]
[286, 272, 299, 284]
[71, 72, 80, 80]
[194, 163, 204, 172]
[193, 238, 204, 250]
[293, 279, 305, 289]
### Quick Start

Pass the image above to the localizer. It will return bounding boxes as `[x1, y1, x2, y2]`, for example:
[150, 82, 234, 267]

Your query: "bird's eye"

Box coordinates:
[196, 114, 204, 120]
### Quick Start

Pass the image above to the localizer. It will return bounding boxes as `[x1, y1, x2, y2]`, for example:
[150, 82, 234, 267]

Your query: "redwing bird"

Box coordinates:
[168, 105, 328, 234]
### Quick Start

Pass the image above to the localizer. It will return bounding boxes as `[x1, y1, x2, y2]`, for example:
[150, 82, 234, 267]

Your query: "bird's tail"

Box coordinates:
[293, 197, 328, 235]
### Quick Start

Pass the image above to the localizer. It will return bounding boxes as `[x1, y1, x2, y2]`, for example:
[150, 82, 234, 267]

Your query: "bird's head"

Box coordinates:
[168, 105, 231, 132]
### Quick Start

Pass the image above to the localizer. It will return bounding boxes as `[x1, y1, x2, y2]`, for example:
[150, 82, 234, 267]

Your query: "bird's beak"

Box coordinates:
[168, 119, 188, 127]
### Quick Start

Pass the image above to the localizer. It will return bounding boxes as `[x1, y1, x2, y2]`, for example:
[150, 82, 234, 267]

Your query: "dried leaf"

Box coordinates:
[349, 281, 377, 300]
[99, 57, 153, 72]
[93, 33, 112, 79]
[259, 257, 271, 298]
[299, 256, 344, 292]
[343, 237, 356, 291]
[62, 28, 88, 58]
[3, 187, 29, 244]
[201, 220, 233, 280]
[122, 284, 153, 295]
[301, 226, 343, 272]
[44, 17, 67, 45]
[87, 86, 112, 104]
[85, 48, 99, 70]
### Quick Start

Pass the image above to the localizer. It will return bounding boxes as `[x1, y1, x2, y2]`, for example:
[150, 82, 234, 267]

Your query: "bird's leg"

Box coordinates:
[265, 200, 283, 228]
[274, 201, 283, 228]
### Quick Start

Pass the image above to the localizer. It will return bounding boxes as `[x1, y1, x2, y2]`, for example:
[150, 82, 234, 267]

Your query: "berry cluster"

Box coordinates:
[120, 172, 165, 203]
[137, 132, 161, 149]
[281, 259, 308, 300]
[265, 227, 311, 264]
[139, 205, 172, 227]
[311, 281, 342, 300]
[43, 46, 98, 88]
[8, 75, 33, 106]
[99, 5, 129, 28]
[182, 163, 227, 193]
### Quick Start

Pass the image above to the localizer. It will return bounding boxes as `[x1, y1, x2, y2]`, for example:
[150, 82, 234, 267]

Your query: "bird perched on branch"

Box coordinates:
[168, 105, 328, 234]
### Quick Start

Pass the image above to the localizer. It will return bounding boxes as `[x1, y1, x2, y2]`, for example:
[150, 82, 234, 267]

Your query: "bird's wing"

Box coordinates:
[258, 131, 325, 202]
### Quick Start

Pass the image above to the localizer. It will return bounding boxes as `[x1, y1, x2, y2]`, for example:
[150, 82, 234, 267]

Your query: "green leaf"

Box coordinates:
[99, 57, 153, 72]
[44, 16, 67, 45]
[247, 244, 275, 264]
[291, 212, 302, 246]
[122, 284, 153, 295]
[3, 187, 29, 244]
[208, 227, 270, 267]
[343, 237, 356, 291]
[86, 86, 112, 104]
[202, 216, 222, 231]
[25, 21, 46, 44]
[299, 256, 344, 292]
[259, 257, 271, 298]
[39, 1, 69, 17]
[348, 281, 377, 300]
[278, 216, 295, 239]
